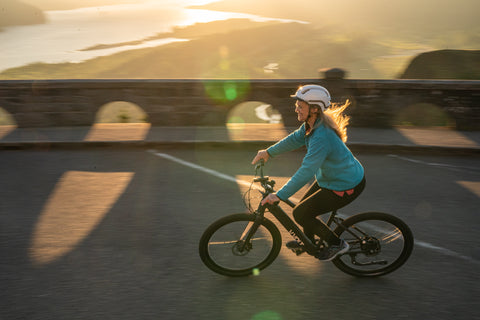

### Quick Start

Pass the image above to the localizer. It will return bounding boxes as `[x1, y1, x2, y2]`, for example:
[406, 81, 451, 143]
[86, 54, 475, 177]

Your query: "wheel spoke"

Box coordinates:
[199, 214, 282, 276]
[209, 237, 269, 245]
[207, 222, 273, 270]
[333, 212, 413, 277]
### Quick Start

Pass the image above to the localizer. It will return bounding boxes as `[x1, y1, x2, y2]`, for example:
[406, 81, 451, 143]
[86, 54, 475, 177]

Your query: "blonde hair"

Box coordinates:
[319, 100, 351, 142]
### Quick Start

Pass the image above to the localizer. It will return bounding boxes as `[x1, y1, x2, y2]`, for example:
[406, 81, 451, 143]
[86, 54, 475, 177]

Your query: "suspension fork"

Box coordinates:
[237, 207, 267, 251]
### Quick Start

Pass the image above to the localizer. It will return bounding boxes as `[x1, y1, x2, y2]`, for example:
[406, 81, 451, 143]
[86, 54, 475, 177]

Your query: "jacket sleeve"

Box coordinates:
[267, 126, 306, 157]
[275, 131, 330, 200]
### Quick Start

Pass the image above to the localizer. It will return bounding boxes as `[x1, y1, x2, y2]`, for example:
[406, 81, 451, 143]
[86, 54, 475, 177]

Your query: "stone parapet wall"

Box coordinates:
[0, 75, 479, 129]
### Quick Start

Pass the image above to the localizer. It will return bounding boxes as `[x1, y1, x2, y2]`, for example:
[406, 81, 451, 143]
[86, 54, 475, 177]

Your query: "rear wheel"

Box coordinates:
[333, 212, 414, 277]
[199, 213, 282, 277]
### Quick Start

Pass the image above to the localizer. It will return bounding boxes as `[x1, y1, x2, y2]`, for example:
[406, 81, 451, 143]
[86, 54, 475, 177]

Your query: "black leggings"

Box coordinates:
[292, 176, 366, 245]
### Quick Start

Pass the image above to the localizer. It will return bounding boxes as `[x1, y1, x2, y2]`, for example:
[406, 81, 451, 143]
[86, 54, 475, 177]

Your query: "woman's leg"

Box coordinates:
[296, 182, 321, 242]
[293, 178, 366, 245]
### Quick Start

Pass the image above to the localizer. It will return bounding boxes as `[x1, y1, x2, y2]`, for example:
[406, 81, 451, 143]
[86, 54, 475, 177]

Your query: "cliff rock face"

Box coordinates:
[400, 50, 480, 80]
[0, 0, 45, 28]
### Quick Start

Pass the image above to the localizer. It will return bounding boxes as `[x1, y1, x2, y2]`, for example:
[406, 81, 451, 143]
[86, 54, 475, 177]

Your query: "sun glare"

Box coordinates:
[29, 171, 134, 265]
[396, 127, 478, 147]
[457, 181, 480, 198]
[179, 8, 237, 27]
[0, 125, 16, 140]
[85, 123, 151, 141]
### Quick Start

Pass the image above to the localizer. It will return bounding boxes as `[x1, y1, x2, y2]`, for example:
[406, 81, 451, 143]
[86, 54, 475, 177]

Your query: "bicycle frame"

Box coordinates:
[264, 203, 317, 254]
[200, 161, 413, 277]
[261, 201, 344, 254]
[242, 160, 347, 255]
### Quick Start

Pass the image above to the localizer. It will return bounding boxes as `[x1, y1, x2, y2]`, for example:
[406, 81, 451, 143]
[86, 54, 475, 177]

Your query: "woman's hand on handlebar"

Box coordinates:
[261, 193, 280, 205]
[251, 149, 270, 165]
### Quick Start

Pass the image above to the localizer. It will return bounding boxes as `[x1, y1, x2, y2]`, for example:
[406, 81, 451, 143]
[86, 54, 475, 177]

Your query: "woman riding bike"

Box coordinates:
[251, 84, 366, 261]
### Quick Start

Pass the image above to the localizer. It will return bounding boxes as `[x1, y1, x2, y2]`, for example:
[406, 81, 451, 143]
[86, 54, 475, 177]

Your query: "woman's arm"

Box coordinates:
[251, 125, 305, 164]
[267, 126, 306, 157]
[276, 130, 330, 200]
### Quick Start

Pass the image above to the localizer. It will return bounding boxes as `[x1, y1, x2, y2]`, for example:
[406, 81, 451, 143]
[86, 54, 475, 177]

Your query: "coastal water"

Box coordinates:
[0, 1, 290, 72]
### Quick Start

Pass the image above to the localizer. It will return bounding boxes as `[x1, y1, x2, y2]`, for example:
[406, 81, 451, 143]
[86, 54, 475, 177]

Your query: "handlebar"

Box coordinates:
[254, 159, 265, 172]
[253, 159, 295, 208]
[254, 159, 273, 186]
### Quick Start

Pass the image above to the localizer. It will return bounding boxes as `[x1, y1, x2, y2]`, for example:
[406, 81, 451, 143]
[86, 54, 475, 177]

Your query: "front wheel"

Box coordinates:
[199, 213, 282, 277]
[333, 212, 414, 277]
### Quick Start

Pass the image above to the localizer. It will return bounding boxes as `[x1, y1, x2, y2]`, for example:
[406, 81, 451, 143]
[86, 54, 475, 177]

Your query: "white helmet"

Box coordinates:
[291, 85, 331, 112]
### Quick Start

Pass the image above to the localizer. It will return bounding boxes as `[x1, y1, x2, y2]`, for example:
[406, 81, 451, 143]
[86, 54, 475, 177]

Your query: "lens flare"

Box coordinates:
[224, 82, 238, 101]
[203, 80, 250, 105]
[252, 310, 283, 320]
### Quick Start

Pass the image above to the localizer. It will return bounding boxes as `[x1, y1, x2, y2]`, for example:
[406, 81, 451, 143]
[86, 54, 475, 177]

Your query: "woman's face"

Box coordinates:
[295, 100, 314, 122]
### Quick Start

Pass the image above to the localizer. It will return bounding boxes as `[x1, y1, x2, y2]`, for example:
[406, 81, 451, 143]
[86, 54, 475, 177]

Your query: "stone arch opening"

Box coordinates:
[0, 107, 16, 126]
[226, 101, 287, 141]
[226, 101, 283, 124]
[393, 102, 456, 128]
[0, 107, 17, 140]
[86, 101, 150, 142]
[95, 101, 149, 124]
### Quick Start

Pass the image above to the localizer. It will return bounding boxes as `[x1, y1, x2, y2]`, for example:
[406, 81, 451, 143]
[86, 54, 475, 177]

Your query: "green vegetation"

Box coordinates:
[400, 50, 480, 80]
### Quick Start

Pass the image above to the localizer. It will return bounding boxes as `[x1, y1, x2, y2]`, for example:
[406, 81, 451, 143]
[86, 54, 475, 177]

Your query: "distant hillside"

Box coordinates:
[20, 0, 145, 11]
[0, 21, 390, 80]
[192, 0, 480, 36]
[400, 50, 480, 80]
[0, 19, 477, 80]
[0, 0, 45, 28]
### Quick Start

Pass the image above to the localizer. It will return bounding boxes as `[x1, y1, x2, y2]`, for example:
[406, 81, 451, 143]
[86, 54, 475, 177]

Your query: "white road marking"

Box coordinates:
[150, 150, 479, 265]
[415, 240, 478, 264]
[151, 151, 250, 187]
[388, 154, 480, 174]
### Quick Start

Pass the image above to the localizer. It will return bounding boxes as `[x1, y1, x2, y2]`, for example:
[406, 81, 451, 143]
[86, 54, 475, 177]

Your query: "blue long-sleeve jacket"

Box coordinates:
[267, 120, 364, 200]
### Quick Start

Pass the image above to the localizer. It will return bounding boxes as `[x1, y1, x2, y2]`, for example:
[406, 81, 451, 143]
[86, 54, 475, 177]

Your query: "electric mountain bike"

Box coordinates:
[199, 161, 414, 277]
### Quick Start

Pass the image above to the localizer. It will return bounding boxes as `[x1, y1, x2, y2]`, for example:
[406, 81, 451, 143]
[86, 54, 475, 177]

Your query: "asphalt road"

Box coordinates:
[1, 148, 479, 320]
